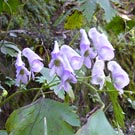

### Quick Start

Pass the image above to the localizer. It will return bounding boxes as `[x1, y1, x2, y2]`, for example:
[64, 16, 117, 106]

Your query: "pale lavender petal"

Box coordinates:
[99, 34, 114, 50]
[15, 66, 31, 86]
[107, 61, 121, 72]
[22, 48, 44, 75]
[89, 47, 97, 58]
[22, 48, 43, 63]
[80, 29, 90, 50]
[71, 56, 82, 70]
[88, 27, 100, 48]
[88, 27, 114, 61]
[92, 59, 104, 74]
[91, 72, 105, 90]
[84, 56, 91, 69]
[59, 70, 77, 91]
[21, 74, 29, 84]
[51, 40, 60, 58]
[60, 45, 81, 70]
[62, 54, 74, 74]
[63, 81, 72, 92]
[15, 52, 31, 86]
[15, 51, 25, 67]
[108, 61, 130, 93]
[91, 59, 105, 89]
[16, 75, 21, 86]
[30, 59, 44, 72]
[49, 47, 65, 77]
[98, 46, 114, 61]
[49, 65, 56, 76]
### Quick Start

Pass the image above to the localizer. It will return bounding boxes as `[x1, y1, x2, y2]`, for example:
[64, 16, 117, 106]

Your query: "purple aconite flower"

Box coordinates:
[80, 29, 97, 68]
[60, 45, 82, 70]
[88, 27, 114, 61]
[58, 55, 77, 91]
[49, 41, 64, 77]
[15, 52, 31, 86]
[22, 48, 44, 79]
[108, 61, 130, 94]
[91, 59, 105, 90]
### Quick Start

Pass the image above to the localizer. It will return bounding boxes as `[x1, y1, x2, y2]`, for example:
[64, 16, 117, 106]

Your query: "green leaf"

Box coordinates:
[40, 67, 65, 100]
[0, 130, 8, 135]
[64, 10, 83, 30]
[80, 0, 117, 22]
[2, 0, 20, 13]
[106, 81, 125, 127]
[80, 0, 96, 22]
[0, 0, 4, 13]
[96, 0, 116, 22]
[105, 16, 125, 35]
[0, 41, 20, 57]
[76, 109, 117, 135]
[6, 98, 80, 135]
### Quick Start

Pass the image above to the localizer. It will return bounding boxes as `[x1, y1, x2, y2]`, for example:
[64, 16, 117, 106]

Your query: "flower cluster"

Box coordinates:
[49, 27, 130, 94]
[15, 48, 44, 86]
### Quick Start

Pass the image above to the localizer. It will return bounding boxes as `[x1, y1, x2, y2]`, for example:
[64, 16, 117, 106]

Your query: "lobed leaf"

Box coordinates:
[80, 0, 96, 22]
[6, 98, 80, 135]
[76, 109, 117, 135]
[96, 0, 116, 22]
[80, 0, 119, 22]
[0, 41, 20, 57]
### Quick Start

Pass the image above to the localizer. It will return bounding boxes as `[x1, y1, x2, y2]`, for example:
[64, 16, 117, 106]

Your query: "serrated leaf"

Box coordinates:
[106, 81, 125, 127]
[80, 0, 117, 22]
[0, 41, 20, 57]
[76, 109, 117, 135]
[40, 67, 65, 100]
[6, 98, 80, 135]
[80, 0, 96, 22]
[96, 0, 116, 22]
[0, 130, 8, 135]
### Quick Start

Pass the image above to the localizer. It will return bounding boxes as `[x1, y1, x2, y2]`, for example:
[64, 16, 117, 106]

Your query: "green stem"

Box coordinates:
[69, 31, 80, 46]
[0, 88, 37, 107]
[78, 80, 105, 109]
[0, 80, 59, 107]
[98, 89, 135, 95]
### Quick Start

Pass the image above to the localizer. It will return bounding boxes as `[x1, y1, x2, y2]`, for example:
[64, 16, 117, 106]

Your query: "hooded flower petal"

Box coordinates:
[98, 46, 114, 61]
[60, 45, 82, 70]
[108, 61, 130, 94]
[22, 48, 43, 62]
[58, 55, 77, 91]
[30, 59, 44, 72]
[51, 40, 60, 58]
[15, 52, 31, 86]
[80, 29, 97, 68]
[22, 48, 44, 78]
[88, 27, 114, 61]
[80, 29, 90, 51]
[15, 51, 25, 67]
[91, 59, 105, 89]
[49, 41, 64, 77]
